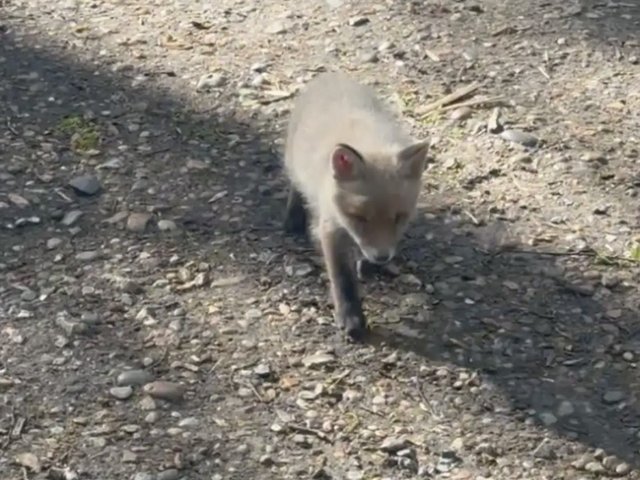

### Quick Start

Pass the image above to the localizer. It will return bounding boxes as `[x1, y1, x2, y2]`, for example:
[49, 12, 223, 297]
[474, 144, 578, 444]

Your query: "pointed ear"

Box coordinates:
[331, 144, 364, 181]
[397, 140, 429, 179]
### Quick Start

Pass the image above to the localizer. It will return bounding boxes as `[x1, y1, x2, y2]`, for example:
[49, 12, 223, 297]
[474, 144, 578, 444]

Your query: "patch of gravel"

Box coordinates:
[1, 0, 639, 479]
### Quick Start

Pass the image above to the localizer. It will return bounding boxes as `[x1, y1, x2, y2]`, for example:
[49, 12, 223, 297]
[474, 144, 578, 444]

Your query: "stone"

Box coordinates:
[265, 22, 287, 34]
[302, 352, 335, 367]
[196, 73, 227, 91]
[380, 436, 411, 453]
[158, 219, 177, 231]
[69, 174, 101, 196]
[348, 16, 369, 26]
[602, 390, 625, 404]
[76, 251, 99, 261]
[47, 237, 63, 249]
[538, 412, 557, 426]
[61, 210, 83, 226]
[110, 386, 134, 400]
[127, 213, 152, 233]
[143, 381, 186, 402]
[117, 370, 153, 387]
[500, 129, 539, 148]
[157, 470, 180, 480]
[556, 400, 575, 417]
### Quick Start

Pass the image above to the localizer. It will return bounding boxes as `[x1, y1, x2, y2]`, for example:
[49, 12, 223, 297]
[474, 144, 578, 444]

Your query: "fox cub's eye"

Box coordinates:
[351, 214, 368, 224]
[395, 213, 407, 224]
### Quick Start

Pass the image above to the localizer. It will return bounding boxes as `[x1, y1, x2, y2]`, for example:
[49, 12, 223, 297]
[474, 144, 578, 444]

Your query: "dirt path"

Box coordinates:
[1, 1, 639, 479]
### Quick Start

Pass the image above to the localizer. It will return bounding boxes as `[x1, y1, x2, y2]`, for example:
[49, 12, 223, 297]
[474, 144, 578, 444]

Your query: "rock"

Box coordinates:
[117, 370, 153, 387]
[110, 386, 134, 400]
[602, 390, 625, 404]
[69, 174, 101, 196]
[186, 159, 208, 170]
[615, 463, 631, 475]
[435, 451, 462, 473]
[145, 412, 160, 423]
[132, 473, 155, 480]
[254, 363, 271, 378]
[265, 22, 287, 34]
[380, 436, 411, 453]
[61, 209, 83, 226]
[122, 451, 137, 463]
[450, 106, 473, 122]
[538, 411, 557, 426]
[302, 352, 335, 368]
[56, 314, 88, 336]
[500, 129, 539, 148]
[15, 452, 41, 472]
[76, 251, 99, 261]
[47, 237, 63, 249]
[139, 396, 157, 411]
[348, 16, 369, 26]
[584, 461, 606, 474]
[259, 455, 274, 466]
[556, 400, 575, 417]
[143, 381, 186, 403]
[8, 193, 30, 208]
[158, 219, 177, 231]
[157, 470, 180, 480]
[99, 158, 123, 170]
[360, 51, 379, 63]
[196, 73, 227, 91]
[487, 107, 503, 133]
[602, 455, 619, 471]
[127, 213, 152, 233]
[178, 417, 199, 428]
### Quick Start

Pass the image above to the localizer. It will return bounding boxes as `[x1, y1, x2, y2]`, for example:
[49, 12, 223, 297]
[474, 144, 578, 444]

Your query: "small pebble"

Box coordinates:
[47, 238, 63, 250]
[602, 390, 625, 404]
[348, 16, 369, 26]
[538, 412, 557, 426]
[143, 381, 186, 403]
[196, 73, 227, 91]
[127, 213, 152, 233]
[117, 369, 153, 387]
[158, 219, 178, 231]
[157, 470, 180, 480]
[500, 129, 539, 148]
[178, 417, 199, 428]
[265, 22, 287, 34]
[110, 386, 134, 400]
[557, 400, 575, 417]
[76, 251, 99, 261]
[61, 210, 83, 226]
[69, 174, 101, 196]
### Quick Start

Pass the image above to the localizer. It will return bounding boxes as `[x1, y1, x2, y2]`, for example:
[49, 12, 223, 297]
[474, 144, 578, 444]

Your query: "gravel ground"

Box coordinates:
[1, 0, 639, 479]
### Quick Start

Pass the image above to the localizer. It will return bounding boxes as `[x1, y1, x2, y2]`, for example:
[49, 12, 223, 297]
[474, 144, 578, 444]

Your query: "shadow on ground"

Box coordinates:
[1, 23, 639, 478]
[365, 202, 640, 466]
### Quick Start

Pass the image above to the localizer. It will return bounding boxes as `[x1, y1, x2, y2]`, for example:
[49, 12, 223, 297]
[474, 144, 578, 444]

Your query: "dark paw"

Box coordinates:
[335, 307, 368, 341]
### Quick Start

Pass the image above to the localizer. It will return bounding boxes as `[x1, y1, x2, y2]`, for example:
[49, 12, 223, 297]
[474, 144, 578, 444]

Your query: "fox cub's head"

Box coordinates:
[330, 141, 429, 265]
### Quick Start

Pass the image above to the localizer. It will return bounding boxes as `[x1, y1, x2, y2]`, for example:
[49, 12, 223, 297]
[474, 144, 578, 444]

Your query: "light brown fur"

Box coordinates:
[282, 71, 428, 339]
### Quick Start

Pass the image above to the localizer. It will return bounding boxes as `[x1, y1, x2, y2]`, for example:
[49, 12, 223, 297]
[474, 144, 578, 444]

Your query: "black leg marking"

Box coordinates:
[284, 186, 308, 237]
[320, 226, 367, 341]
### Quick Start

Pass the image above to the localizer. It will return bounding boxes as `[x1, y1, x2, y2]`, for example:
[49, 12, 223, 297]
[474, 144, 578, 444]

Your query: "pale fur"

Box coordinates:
[284, 71, 424, 250]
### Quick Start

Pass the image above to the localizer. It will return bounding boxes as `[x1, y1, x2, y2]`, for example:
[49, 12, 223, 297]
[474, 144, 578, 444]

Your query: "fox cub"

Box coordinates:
[283, 71, 428, 340]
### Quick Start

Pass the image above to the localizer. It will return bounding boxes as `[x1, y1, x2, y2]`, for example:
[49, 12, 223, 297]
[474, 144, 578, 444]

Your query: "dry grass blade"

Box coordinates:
[416, 81, 484, 115]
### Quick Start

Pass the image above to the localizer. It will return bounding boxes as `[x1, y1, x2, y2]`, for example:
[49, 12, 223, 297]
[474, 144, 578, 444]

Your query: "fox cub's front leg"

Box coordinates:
[319, 222, 367, 340]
